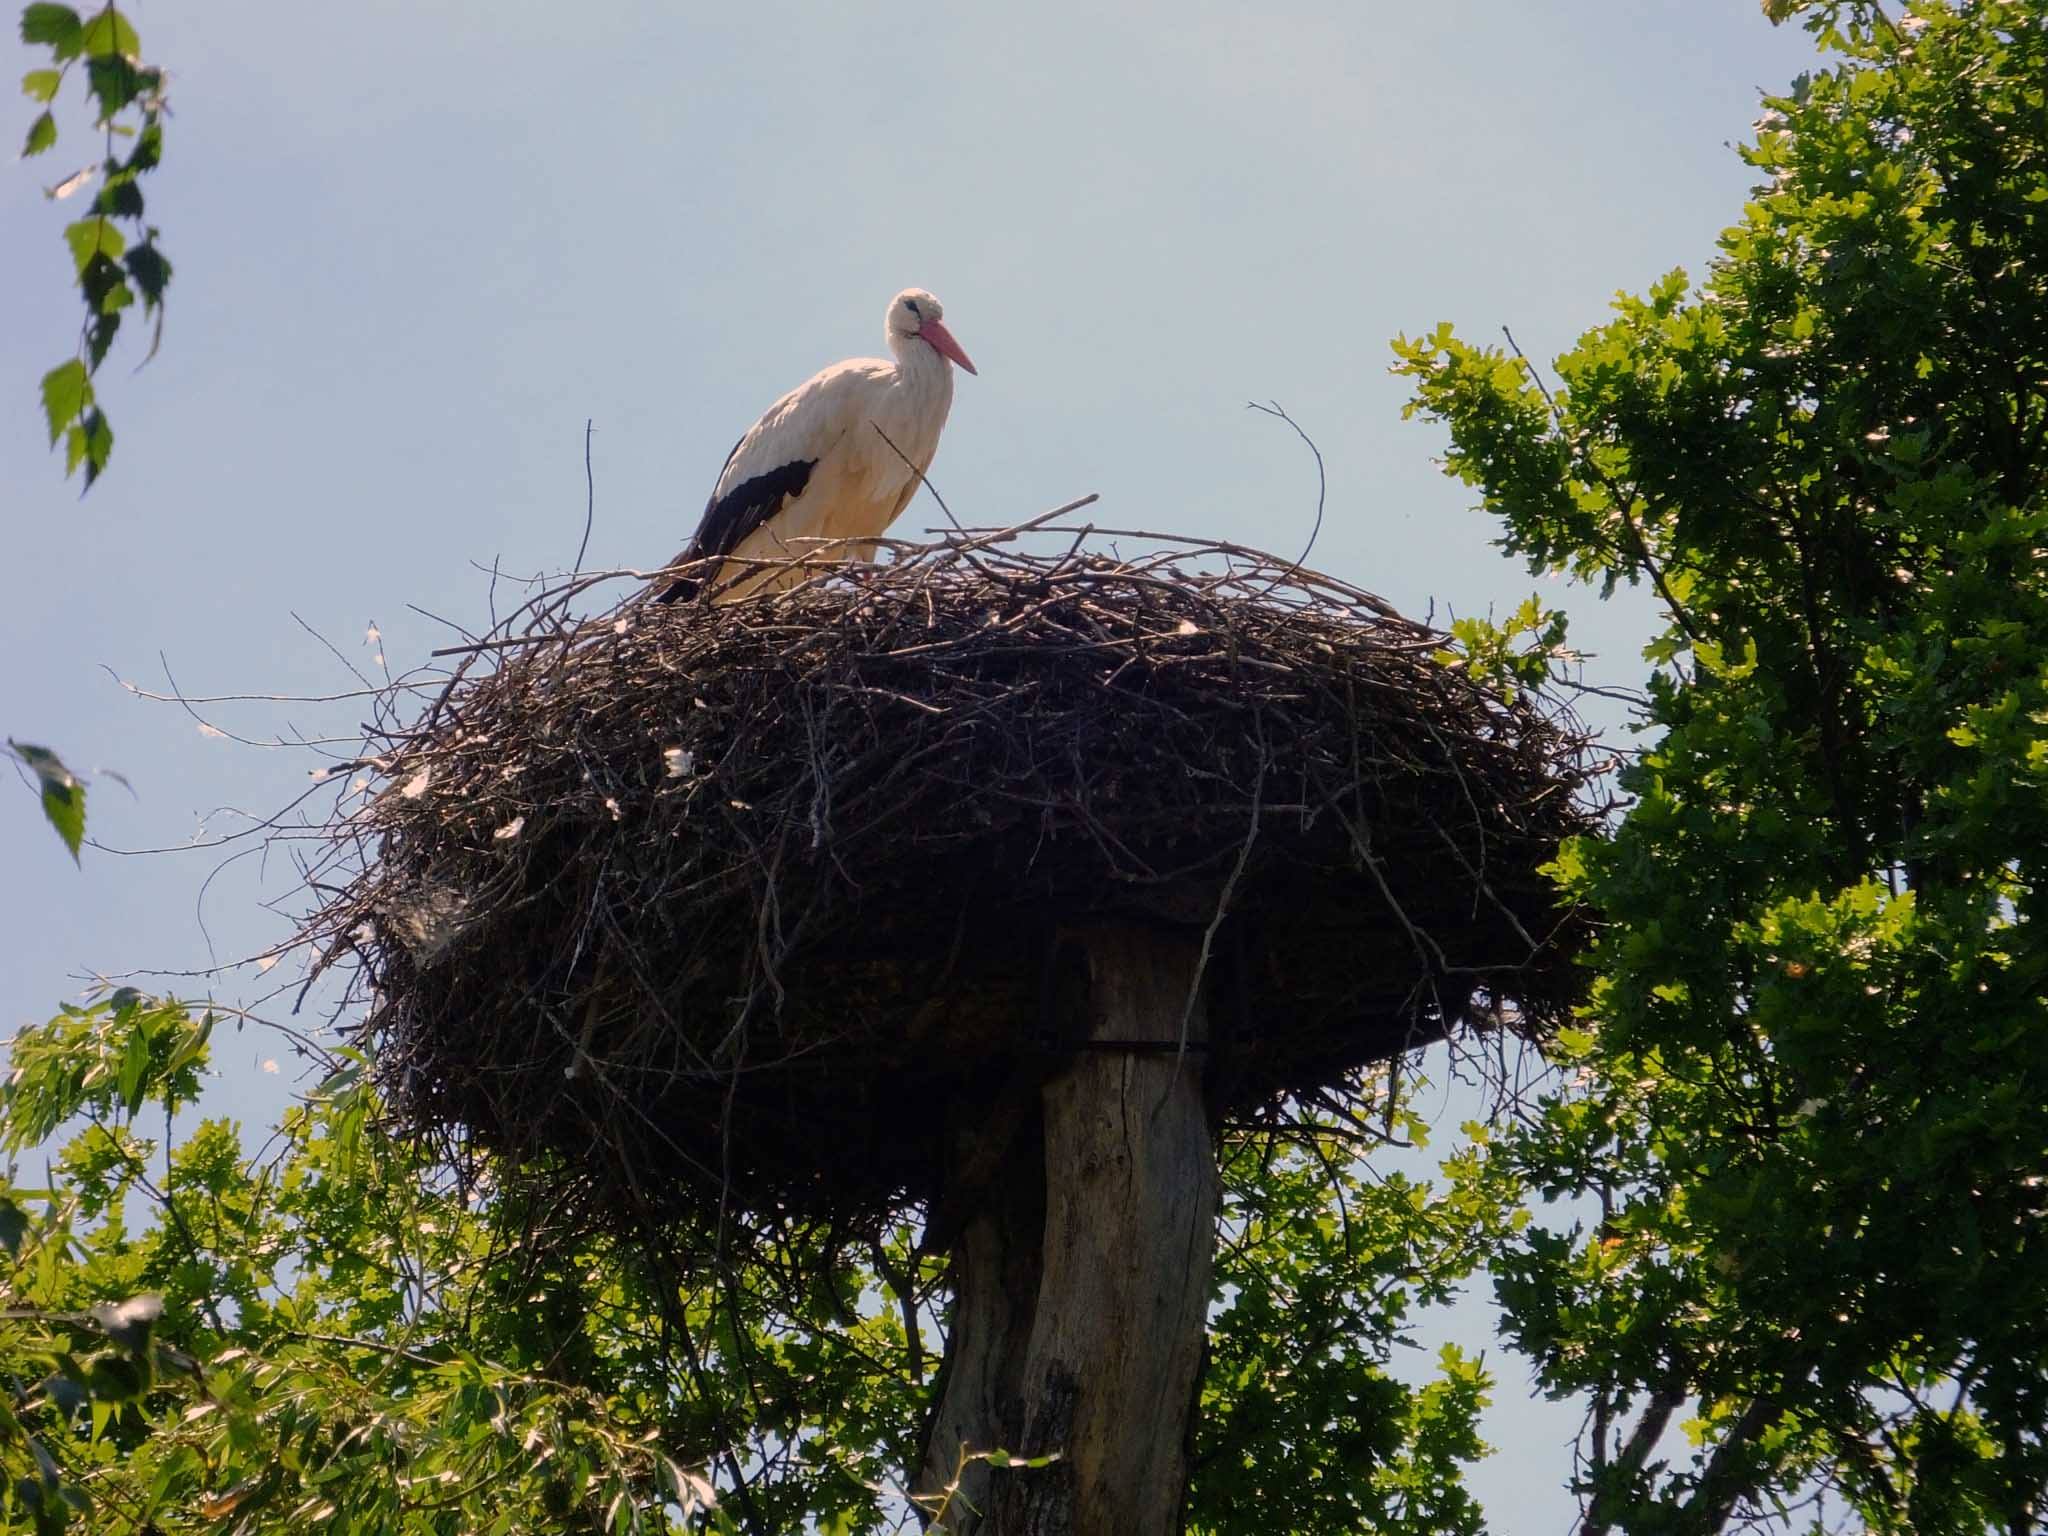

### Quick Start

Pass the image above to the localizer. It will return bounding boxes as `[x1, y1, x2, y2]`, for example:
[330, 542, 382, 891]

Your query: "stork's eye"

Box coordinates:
[904, 299, 922, 318]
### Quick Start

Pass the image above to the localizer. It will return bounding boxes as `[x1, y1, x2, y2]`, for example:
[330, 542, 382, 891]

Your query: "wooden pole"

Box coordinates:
[920, 924, 1219, 1535]
[917, 1127, 1045, 1526]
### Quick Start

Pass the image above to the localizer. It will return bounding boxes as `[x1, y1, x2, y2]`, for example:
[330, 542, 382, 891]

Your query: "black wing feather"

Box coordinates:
[656, 447, 817, 603]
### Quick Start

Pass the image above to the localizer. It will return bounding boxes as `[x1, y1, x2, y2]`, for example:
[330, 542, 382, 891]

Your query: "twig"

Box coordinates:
[871, 421, 963, 533]
[575, 417, 596, 573]
[290, 613, 379, 692]
[921, 494, 1101, 552]
[1173, 715, 1266, 1089]
[1245, 400, 1327, 581]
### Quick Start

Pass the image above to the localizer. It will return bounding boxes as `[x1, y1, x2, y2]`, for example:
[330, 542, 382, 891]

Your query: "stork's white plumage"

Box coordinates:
[657, 288, 977, 603]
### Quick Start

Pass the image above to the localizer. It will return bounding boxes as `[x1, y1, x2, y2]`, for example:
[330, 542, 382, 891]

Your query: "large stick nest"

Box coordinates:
[306, 525, 1596, 1238]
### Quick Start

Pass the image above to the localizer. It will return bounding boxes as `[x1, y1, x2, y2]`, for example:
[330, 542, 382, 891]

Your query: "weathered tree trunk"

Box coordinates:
[916, 1119, 1046, 1527]
[917, 924, 1219, 1536]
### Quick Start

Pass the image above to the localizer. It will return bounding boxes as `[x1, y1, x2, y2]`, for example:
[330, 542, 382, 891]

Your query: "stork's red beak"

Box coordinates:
[920, 318, 977, 375]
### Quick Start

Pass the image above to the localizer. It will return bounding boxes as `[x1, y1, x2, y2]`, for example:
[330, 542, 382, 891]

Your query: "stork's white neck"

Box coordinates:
[886, 331, 955, 416]
[847, 330, 952, 489]
[888, 330, 948, 379]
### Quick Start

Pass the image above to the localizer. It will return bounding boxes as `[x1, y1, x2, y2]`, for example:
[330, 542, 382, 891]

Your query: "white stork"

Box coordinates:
[656, 288, 977, 603]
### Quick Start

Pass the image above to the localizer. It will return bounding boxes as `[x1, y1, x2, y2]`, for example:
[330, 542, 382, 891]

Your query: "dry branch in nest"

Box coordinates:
[303, 521, 1597, 1246]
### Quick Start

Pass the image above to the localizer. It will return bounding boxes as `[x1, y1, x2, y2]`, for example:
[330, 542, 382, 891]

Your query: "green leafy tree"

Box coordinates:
[1396, 1, 2048, 1529]
[17, 1, 172, 488]
[1191, 1116, 1516, 1536]
[0, 992, 719, 1534]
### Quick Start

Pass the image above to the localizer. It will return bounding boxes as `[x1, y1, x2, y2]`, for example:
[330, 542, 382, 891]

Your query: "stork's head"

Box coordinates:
[887, 288, 977, 376]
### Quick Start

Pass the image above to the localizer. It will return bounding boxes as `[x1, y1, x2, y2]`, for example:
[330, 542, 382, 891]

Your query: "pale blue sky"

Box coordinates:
[3, 3, 1819, 1528]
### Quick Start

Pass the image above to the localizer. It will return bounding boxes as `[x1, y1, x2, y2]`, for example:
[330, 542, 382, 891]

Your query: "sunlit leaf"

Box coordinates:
[21, 107, 55, 155]
[78, 6, 139, 58]
[63, 215, 124, 275]
[39, 359, 89, 445]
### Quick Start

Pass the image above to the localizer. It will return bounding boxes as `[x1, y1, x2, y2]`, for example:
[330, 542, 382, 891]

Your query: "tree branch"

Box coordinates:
[1581, 1382, 1687, 1536]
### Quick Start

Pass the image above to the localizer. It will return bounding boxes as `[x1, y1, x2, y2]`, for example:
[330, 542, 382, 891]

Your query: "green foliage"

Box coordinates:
[1437, 595, 1572, 701]
[1396, 2, 2048, 1529]
[17, 5, 79, 54]
[4, 742, 85, 862]
[0, 995, 719, 1534]
[34, 363, 86, 449]
[16, 2, 171, 491]
[1190, 1108, 1520, 1536]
